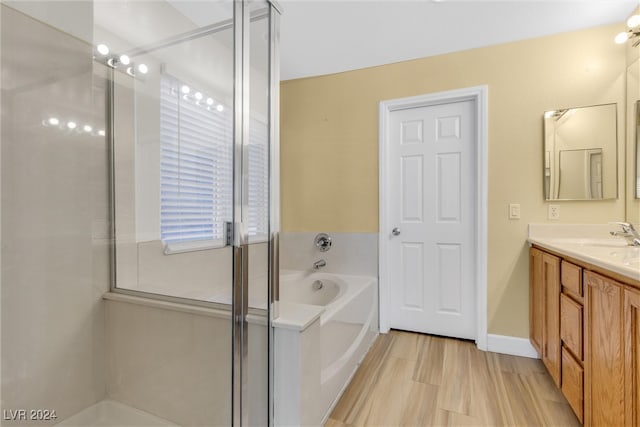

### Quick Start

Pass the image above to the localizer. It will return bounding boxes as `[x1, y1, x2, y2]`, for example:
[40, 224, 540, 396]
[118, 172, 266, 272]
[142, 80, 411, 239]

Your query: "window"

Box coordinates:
[159, 74, 268, 252]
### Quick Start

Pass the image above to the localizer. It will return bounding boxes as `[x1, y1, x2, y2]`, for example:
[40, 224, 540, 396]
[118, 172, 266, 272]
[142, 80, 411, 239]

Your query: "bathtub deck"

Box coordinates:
[326, 330, 580, 427]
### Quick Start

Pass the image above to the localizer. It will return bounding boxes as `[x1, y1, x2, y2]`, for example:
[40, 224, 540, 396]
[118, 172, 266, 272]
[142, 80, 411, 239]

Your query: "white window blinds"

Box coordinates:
[248, 119, 269, 240]
[160, 74, 268, 250]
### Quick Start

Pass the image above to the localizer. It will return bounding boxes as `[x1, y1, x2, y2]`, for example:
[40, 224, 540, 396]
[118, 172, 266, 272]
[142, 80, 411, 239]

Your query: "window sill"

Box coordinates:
[163, 239, 226, 255]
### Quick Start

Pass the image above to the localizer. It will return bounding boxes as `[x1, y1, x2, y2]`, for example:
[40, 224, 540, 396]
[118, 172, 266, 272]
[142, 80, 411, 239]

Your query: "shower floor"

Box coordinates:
[56, 400, 178, 426]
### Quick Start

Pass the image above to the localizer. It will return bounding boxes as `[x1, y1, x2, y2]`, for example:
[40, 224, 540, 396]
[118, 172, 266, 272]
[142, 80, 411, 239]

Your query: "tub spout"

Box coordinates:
[313, 259, 326, 270]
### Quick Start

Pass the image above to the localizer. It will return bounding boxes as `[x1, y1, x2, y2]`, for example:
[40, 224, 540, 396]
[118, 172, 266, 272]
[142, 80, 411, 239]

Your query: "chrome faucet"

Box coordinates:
[313, 259, 327, 270]
[610, 222, 640, 246]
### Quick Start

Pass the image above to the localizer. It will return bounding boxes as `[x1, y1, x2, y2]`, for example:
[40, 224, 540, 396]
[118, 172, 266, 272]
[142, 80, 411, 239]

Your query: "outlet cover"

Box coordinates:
[548, 204, 560, 220]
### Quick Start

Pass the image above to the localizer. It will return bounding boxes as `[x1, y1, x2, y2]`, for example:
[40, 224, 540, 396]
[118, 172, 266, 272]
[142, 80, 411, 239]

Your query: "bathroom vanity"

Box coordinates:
[528, 224, 640, 426]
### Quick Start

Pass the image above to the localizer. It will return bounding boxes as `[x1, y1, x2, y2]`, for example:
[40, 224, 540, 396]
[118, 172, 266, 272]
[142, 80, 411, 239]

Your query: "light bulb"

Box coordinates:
[96, 44, 109, 56]
[98, 130, 106, 137]
[181, 85, 190, 94]
[615, 31, 629, 44]
[83, 125, 93, 133]
[206, 98, 214, 106]
[48, 117, 60, 126]
[627, 15, 640, 28]
[119, 54, 130, 65]
[137, 63, 148, 74]
[67, 121, 77, 130]
[195, 92, 203, 101]
[216, 104, 224, 112]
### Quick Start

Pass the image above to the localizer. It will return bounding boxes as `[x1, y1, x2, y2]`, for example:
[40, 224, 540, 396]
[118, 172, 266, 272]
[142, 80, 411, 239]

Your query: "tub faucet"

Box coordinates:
[313, 259, 327, 270]
[610, 222, 640, 246]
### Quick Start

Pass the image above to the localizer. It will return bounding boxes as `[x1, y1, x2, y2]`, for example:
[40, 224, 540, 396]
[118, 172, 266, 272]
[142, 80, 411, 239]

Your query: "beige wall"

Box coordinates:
[281, 24, 627, 338]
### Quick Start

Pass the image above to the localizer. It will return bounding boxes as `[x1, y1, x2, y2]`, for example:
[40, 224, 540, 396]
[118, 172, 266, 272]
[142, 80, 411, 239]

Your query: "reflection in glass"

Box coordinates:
[558, 148, 603, 199]
[103, 1, 236, 302]
[543, 103, 618, 200]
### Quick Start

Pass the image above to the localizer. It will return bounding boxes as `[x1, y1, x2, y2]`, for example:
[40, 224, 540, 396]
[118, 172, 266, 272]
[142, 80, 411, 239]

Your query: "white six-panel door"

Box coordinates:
[386, 99, 477, 340]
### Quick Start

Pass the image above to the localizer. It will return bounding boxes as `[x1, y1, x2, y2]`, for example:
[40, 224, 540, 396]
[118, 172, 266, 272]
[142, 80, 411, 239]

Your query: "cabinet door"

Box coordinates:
[530, 248, 544, 355]
[561, 260, 583, 298]
[625, 287, 640, 427]
[561, 293, 583, 361]
[561, 347, 584, 423]
[542, 252, 561, 387]
[584, 271, 624, 427]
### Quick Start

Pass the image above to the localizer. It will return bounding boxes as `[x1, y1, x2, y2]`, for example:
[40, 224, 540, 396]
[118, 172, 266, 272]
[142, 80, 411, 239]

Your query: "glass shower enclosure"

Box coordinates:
[1, 1, 280, 425]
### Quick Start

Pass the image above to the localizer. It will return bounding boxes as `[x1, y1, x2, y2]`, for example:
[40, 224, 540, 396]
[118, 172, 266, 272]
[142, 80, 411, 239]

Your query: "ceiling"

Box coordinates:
[278, 0, 639, 81]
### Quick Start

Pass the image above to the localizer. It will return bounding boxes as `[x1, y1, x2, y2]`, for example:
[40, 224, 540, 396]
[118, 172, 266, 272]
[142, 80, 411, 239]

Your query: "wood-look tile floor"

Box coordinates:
[326, 330, 581, 427]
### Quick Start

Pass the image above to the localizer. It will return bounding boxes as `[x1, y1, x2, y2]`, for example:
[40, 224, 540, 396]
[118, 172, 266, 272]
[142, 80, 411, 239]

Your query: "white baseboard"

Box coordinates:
[486, 334, 540, 359]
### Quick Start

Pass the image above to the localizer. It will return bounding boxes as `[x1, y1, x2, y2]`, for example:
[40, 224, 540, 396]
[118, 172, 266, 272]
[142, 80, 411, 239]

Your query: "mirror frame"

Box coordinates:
[543, 103, 618, 201]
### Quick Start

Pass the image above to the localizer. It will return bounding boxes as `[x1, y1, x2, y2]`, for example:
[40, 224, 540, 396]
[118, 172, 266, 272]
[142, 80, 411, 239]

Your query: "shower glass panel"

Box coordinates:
[99, 1, 236, 303]
[246, 2, 271, 425]
[2, 0, 278, 425]
[100, 0, 276, 425]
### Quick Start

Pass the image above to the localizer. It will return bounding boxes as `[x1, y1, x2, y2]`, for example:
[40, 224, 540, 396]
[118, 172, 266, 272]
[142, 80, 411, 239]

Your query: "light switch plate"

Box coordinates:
[509, 203, 521, 220]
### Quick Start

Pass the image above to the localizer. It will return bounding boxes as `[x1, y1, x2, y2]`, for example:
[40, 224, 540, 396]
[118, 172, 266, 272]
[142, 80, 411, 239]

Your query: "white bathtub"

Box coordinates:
[275, 271, 378, 425]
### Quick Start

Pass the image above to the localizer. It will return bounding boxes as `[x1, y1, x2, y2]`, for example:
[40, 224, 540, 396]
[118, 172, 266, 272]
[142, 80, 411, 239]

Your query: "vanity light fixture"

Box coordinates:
[96, 44, 109, 56]
[41, 116, 105, 138]
[170, 77, 227, 114]
[615, 14, 640, 46]
[96, 46, 148, 78]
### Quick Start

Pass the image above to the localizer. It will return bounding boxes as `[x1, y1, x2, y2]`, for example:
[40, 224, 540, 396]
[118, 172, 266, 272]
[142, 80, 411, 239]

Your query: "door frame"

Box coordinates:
[378, 85, 489, 350]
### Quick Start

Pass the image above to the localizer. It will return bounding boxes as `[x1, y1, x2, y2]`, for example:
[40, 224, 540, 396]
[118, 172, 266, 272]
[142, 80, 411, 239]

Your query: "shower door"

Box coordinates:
[98, 0, 278, 425]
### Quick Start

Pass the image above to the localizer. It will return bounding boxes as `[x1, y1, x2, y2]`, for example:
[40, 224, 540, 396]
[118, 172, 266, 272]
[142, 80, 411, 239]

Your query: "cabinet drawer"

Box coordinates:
[561, 261, 582, 297]
[561, 347, 584, 423]
[561, 293, 583, 360]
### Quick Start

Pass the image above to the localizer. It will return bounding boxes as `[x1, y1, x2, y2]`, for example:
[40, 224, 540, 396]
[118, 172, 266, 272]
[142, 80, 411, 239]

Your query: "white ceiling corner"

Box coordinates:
[278, 0, 639, 80]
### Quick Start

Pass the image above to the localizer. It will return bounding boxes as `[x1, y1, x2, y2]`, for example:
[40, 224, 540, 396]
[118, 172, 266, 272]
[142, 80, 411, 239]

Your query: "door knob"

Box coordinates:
[392, 227, 401, 236]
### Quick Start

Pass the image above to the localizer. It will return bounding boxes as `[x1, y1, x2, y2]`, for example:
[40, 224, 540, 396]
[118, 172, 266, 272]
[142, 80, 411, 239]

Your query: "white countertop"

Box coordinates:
[528, 224, 640, 282]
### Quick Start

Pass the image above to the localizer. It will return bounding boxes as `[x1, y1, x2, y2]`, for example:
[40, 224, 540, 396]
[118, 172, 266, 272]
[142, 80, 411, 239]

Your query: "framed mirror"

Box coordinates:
[635, 100, 640, 199]
[543, 103, 618, 200]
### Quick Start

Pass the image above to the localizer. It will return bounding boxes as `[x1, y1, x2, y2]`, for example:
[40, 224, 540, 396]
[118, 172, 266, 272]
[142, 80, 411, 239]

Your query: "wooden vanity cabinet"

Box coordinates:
[530, 246, 640, 426]
[530, 247, 561, 386]
[560, 260, 584, 423]
[584, 271, 624, 427]
[625, 287, 640, 427]
[530, 248, 544, 355]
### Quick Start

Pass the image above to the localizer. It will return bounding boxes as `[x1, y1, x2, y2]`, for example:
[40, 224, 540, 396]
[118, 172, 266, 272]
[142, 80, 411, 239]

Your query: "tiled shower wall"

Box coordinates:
[1, 4, 110, 423]
[279, 232, 378, 277]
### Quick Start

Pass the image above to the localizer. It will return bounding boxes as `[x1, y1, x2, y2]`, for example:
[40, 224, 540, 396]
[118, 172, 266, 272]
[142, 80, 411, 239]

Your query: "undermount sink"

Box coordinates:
[607, 247, 640, 266]
[555, 241, 640, 269]
[546, 237, 629, 248]
[535, 237, 640, 273]
[528, 224, 640, 281]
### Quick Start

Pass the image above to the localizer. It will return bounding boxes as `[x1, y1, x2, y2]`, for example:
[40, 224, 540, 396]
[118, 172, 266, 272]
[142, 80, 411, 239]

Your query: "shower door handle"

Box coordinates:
[392, 227, 401, 236]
